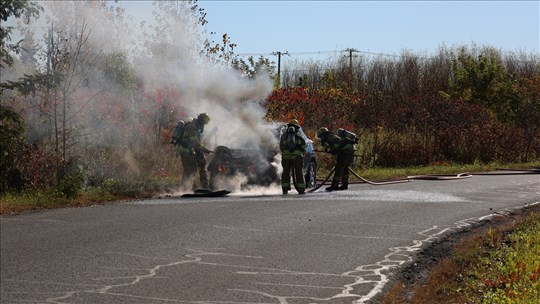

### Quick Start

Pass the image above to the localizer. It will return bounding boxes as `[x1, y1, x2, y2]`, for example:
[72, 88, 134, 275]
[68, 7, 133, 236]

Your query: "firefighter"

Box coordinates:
[279, 119, 306, 195]
[317, 127, 356, 191]
[177, 113, 212, 190]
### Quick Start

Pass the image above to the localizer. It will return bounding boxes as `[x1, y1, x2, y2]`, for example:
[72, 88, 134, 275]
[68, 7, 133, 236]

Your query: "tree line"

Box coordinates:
[270, 46, 540, 168]
[1, 0, 539, 196]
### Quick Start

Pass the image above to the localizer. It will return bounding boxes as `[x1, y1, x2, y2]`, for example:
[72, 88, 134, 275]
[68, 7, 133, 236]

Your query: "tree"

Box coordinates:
[0, 0, 42, 68]
[3, 19, 104, 184]
[203, 31, 237, 64]
[516, 76, 540, 161]
[0, 104, 27, 192]
[19, 30, 37, 69]
[449, 47, 519, 122]
[232, 55, 276, 80]
[48, 21, 103, 165]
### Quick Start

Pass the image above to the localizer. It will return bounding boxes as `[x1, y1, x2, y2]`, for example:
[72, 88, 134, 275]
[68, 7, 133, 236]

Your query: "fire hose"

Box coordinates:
[308, 150, 474, 193]
[308, 168, 473, 193]
[307, 167, 335, 192]
[300, 151, 536, 194]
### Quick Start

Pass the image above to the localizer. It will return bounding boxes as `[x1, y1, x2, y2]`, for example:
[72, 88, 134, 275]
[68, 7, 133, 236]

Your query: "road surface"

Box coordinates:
[1, 172, 539, 303]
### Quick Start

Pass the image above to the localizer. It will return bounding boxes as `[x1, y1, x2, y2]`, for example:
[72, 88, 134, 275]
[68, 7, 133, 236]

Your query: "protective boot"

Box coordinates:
[326, 182, 339, 192]
[338, 184, 348, 190]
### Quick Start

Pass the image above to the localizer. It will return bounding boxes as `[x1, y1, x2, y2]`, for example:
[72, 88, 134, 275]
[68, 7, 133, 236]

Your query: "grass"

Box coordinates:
[0, 187, 124, 215]
[312, 159, 540, 183]
[382, 204, 540, 303]
[0, 176, 182, 215]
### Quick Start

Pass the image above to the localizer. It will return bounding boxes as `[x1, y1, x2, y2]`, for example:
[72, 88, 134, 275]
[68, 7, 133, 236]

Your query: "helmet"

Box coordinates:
[287, 119, 300, 128]
[317, 127, 329, 138]
[197, 113, 210, 124]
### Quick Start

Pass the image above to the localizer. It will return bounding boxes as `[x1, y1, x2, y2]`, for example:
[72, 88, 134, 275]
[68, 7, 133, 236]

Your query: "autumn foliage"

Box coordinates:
[267, 47, 540, 168]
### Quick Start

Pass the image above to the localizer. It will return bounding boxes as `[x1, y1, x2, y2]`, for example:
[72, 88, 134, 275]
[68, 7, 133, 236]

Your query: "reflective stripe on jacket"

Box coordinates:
[279, 130, 306, 160]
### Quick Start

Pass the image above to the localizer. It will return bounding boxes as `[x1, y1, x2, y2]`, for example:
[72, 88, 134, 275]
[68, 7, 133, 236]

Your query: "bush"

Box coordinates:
[56, 168, 84, 198]
[0, 104, 28, 193]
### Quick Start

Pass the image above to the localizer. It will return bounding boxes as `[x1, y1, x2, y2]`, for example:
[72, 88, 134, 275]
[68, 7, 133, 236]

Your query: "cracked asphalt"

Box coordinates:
[1, 172, 538, 303]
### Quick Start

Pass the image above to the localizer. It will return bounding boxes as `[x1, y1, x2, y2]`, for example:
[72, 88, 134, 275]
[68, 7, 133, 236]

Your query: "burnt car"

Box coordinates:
[207, 125, 317, 190]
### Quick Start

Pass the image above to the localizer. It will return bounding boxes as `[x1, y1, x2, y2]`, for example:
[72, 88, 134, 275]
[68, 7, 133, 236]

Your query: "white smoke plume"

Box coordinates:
[18, 1, 280, 193]
[121, 1, 277, 149]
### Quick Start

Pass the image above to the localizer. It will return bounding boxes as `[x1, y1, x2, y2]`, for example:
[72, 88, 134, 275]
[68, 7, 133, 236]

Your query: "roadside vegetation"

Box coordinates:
[0, 175, 182, 214]
[382, 204, 540, 304]
[2, 161, 538, 215]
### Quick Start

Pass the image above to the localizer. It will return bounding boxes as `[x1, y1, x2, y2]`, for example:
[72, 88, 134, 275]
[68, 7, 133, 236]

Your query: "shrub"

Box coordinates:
[56, 168, 84, 198]
[0, 104, 28, 193]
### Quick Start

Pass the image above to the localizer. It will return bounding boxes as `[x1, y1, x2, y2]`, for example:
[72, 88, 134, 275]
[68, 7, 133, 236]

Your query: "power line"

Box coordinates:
[236, 48, 417, 59]
[236, 52, 274, 57]
[237, 50, 340, 57]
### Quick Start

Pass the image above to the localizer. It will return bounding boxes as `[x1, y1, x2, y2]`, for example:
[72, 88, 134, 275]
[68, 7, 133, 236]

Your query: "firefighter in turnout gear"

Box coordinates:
[279, 119, 307, 195]
[317, 127, 357, 191]
[176, 113, 212, 190]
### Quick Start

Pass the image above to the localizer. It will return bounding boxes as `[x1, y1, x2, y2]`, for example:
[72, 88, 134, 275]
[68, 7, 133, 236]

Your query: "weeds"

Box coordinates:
[475, 212, 540, 303]
[0, 175, 182, 214]
[0, 188, 114, 214]
[383, 205, 540, 304]
[332, 161, 540, 182]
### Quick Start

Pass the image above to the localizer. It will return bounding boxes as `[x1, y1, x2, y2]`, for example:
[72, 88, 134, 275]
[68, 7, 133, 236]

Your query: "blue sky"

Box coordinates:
[119, 0, 539, 61]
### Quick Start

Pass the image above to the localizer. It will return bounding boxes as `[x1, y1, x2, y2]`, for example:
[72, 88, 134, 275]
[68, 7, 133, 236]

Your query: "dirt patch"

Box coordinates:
[373, 203, 540, 304]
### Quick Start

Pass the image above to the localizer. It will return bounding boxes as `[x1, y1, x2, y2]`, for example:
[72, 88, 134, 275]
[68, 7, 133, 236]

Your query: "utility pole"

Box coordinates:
[345, 48, 358, 87]
[272, 51, 289, 88]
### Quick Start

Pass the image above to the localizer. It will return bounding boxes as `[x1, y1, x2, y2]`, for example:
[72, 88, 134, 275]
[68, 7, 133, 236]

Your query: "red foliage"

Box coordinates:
[266, 87, 364, 132]
[152, 167, 172, 178]
[267, 87, 535, 166]
[22, 144, 58, 189]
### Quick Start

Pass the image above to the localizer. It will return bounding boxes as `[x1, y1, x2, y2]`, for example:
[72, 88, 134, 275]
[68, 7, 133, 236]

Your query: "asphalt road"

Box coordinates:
[1, 172, 539, 304]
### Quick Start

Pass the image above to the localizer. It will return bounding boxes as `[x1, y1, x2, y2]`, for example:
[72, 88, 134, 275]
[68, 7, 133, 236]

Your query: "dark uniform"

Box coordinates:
[176, 113, 211, 190]
[279, 119, 306, 195]
[317, 127, 356, 191]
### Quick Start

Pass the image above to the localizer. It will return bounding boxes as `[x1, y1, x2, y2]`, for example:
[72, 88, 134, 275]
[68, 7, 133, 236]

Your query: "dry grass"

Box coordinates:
[381, 204, 540, 304]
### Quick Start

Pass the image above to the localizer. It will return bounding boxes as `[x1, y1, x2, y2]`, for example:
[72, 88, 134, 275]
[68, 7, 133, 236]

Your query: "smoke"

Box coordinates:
[129, 2, 279, 193]
[121, 1, 276, 152]
[22, 1, 279, 193]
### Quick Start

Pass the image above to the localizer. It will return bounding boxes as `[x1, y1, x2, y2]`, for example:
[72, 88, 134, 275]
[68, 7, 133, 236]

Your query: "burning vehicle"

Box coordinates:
[207, 124, 317, 190]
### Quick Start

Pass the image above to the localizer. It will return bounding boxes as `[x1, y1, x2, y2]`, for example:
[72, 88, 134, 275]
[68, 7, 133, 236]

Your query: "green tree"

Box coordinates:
[0, 104, 28, 193]
[449, 47, 519, 122]
[232, 55, 276, 80]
